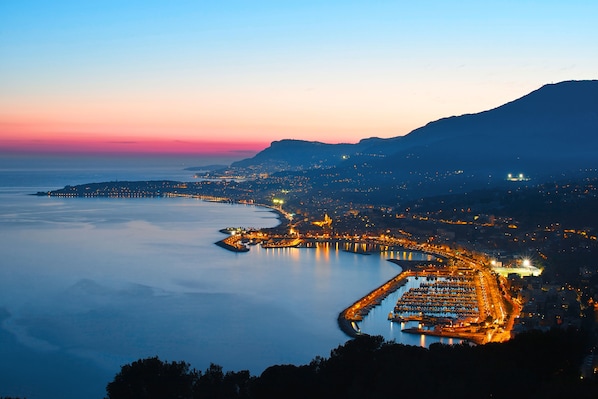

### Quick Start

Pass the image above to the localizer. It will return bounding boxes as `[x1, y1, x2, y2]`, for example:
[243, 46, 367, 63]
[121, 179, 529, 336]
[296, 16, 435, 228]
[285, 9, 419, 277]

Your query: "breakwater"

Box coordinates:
[214, 233, 250, 252]
[214, 239, 249, 252]
[338, 268, 415, 337]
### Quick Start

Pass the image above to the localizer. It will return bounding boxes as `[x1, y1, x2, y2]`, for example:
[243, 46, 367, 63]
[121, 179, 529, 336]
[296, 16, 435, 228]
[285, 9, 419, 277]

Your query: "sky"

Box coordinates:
[1, 1, 597, 159]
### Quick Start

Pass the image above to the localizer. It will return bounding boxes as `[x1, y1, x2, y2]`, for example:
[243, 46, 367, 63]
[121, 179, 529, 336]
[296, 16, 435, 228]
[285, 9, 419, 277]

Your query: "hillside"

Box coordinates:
[233, 80, 598, 178]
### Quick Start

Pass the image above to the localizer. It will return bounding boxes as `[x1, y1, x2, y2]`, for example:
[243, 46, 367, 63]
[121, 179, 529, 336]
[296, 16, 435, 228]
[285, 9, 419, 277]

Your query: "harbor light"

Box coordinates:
[507, 173, 530, 182]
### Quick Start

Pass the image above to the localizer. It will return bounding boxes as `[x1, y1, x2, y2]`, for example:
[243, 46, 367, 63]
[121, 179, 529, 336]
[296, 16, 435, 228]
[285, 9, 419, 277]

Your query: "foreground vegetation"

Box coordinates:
[104, 329, 597, 399]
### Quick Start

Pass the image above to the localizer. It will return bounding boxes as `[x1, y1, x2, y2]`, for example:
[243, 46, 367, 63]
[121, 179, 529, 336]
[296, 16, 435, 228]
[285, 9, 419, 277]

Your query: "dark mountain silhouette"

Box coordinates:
[233, 80, 598, 178]
[231, 139, 359, 171]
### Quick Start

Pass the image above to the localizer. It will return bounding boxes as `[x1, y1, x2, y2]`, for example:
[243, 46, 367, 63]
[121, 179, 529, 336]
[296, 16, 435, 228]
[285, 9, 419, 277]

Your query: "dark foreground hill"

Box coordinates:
[103, 330, 598, 399]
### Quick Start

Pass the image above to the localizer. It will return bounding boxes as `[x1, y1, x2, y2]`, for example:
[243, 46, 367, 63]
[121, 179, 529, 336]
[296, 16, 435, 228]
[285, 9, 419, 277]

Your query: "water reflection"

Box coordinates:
[357, 275, 463, 346]
[0, 193, 456, 399]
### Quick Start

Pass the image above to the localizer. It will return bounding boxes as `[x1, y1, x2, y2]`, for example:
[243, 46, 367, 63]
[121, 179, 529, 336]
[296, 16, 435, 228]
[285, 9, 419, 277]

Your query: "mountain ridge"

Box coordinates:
[232, 80, 598, 177]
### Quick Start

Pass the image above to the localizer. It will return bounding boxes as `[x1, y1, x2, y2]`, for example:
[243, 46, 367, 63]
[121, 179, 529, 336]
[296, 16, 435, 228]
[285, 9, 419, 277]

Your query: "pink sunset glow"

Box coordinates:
[0, 117, 270, 157]
[1, 2, 595, 160]
[0, 136, 268, 157]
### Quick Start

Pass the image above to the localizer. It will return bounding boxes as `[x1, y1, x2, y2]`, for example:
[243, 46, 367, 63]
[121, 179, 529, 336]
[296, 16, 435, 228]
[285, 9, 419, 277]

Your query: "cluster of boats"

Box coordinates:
[389, 276, 480, 324]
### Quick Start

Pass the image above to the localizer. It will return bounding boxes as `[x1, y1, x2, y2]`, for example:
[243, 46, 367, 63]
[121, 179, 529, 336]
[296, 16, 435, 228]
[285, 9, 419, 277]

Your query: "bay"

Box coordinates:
[0, 157, 451, 399]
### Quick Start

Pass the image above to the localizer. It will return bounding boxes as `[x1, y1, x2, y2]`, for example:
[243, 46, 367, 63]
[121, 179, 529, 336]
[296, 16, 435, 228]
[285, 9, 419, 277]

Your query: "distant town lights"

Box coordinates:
[507, 173, 530, 182]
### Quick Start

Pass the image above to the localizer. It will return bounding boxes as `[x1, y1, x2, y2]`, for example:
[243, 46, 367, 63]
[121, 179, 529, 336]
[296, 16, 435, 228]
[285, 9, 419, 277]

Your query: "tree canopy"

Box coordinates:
[105, 329, 598, 399]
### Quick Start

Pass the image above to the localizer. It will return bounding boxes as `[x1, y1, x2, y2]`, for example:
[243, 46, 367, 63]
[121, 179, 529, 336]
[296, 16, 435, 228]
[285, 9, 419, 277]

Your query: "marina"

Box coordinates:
[341, 256, 508, 344]
[390, 275, 480, 324]
[338, 269, 414, 337]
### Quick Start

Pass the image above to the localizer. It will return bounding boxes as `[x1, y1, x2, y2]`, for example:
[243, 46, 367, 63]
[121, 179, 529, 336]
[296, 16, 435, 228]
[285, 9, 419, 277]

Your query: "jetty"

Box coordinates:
[338, 270, 415, 337]
[214, 234, 249, 252]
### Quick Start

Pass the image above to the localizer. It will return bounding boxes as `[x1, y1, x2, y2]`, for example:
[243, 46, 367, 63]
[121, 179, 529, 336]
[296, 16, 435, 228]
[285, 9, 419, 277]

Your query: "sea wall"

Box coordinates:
[338, 270, 415, 337]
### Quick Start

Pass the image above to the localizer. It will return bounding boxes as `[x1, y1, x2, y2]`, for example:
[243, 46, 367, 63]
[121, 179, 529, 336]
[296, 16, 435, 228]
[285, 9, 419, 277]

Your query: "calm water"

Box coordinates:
[0, 157, 453, 399]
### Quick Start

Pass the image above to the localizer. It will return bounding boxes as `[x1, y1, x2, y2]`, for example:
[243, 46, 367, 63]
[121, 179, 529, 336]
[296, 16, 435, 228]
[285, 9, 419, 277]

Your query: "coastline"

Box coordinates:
[31, 182, 500, 344]
[213, 204, 286, 253]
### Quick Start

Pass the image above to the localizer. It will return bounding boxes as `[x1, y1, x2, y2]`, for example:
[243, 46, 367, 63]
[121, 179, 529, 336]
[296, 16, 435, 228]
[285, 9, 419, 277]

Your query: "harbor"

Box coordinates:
[340, 258, 509, 344]
[213, 225, 512, 344]
[390, 275, 480, 323]
[338, 269, 415, 337]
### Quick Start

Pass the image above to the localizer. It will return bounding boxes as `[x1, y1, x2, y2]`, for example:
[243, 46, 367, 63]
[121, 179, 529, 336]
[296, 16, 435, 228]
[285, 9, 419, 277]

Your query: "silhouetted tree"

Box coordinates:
[251, 364, 315, 399]
[195, 363, 253, 399]
[105, 329, 598, 399]
[105, 357, 197, 399]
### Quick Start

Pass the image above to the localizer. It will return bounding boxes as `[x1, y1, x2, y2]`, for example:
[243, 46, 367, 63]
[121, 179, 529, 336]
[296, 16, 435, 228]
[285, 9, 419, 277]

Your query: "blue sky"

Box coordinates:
[1, 1, 596, 155]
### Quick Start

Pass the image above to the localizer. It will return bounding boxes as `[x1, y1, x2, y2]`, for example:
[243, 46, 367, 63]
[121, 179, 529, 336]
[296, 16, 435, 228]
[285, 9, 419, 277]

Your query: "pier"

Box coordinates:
[214, 234, 250, 252]
[338, 269, 415, 337]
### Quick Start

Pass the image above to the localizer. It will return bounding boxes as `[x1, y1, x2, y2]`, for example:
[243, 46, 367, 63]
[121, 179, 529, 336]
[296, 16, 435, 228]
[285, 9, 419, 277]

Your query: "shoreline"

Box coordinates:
[401, 327, 482, 345]
[31, 187, 497, 343]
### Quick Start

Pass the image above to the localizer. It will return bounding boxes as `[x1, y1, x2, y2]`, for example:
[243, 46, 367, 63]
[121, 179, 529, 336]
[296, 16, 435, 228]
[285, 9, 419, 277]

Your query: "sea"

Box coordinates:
[0, 155, 457, 399]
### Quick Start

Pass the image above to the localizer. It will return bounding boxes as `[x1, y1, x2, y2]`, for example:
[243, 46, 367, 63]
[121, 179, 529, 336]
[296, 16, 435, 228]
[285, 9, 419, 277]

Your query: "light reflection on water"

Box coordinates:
[357, 275, 464, 347]
[0, 164, 458, 399]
